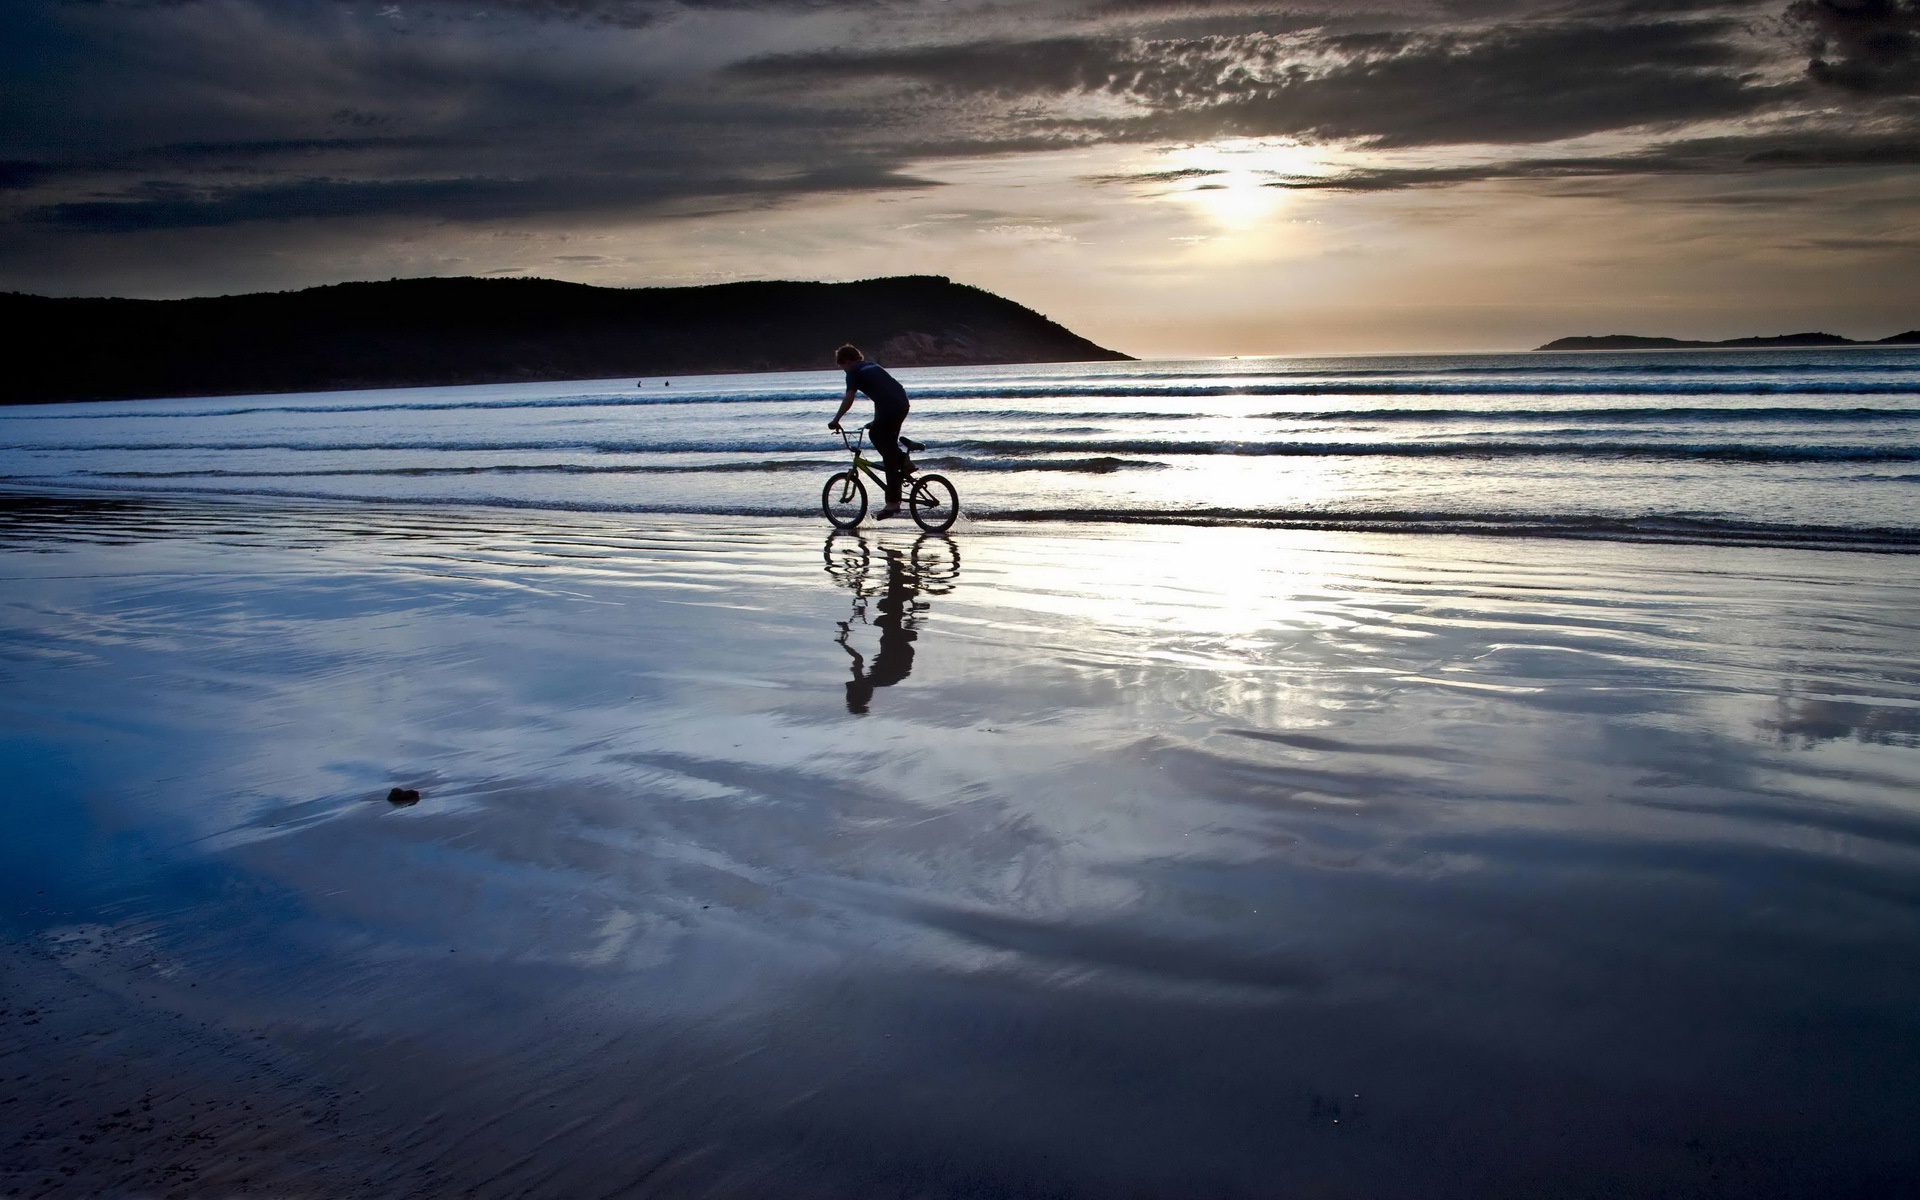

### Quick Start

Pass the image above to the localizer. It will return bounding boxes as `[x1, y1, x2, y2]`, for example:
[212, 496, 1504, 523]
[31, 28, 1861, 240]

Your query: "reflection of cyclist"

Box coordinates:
[828, 532, 957, 715]
[840, 547, 918, 714]
[828, 343, 911, 520]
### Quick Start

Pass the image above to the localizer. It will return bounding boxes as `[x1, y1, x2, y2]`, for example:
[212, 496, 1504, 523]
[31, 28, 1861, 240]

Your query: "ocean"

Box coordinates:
[4, 346, 1917, 550]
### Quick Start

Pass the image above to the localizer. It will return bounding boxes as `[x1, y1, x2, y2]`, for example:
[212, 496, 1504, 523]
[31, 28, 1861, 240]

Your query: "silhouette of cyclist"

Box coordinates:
[828, 343, 911, 520]
[839, 546, 919, 714]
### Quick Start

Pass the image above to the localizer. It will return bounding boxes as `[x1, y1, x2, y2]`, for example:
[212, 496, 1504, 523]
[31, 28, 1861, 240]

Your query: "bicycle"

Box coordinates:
[822, 424, 960, 533]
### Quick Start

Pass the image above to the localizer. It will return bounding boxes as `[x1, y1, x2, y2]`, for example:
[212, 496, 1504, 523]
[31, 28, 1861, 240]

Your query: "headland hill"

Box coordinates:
[1538, 331, 1920, 351]
[1, 275, 1131, 405]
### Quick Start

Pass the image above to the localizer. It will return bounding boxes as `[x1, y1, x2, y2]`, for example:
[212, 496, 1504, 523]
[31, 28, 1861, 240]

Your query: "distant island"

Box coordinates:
[1537, 331, 1920, 351]
[1, 275, 1131, 405]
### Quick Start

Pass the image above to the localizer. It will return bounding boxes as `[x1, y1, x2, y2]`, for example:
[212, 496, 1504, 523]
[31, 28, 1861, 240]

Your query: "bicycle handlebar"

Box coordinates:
[834, 426, 928, 460]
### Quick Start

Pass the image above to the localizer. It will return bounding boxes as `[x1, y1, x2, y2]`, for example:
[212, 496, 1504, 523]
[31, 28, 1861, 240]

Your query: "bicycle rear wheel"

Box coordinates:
[908, 473, 959, 533]
[822, 470, 867, 528]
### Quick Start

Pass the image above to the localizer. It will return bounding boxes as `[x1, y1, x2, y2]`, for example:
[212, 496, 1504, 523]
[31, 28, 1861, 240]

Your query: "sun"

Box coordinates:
[1160, 138, 1326, 231]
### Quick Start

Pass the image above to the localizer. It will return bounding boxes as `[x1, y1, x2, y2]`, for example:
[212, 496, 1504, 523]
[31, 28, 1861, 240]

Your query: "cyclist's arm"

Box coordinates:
[828, 386, 857, 431]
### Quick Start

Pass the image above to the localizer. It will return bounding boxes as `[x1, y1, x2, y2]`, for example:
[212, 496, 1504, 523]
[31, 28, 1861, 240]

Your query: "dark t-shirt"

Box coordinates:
[845, 360, 909, 417]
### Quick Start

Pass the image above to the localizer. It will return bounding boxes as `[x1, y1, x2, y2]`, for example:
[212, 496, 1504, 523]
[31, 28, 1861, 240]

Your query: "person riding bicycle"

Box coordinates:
[828, 343, 911, 520]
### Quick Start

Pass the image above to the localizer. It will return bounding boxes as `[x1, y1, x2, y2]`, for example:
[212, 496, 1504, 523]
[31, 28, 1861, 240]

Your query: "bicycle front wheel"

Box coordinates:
[909, 533, 960, 592]
[908, 473, 959, 533]
[823, 529, 871, 581]
[822, 470, 868, 528]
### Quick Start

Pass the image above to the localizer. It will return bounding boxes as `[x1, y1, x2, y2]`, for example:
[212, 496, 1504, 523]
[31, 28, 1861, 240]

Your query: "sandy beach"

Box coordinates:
[4, 494, 1918, 1197]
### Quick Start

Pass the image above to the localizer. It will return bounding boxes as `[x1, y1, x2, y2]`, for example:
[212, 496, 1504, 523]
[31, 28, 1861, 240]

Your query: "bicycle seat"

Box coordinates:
[900, 435, 926, 453]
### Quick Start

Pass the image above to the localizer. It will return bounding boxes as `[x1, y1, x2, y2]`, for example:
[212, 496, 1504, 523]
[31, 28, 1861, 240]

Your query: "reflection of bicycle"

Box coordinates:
[823, 529, 872, 587]
[907, 534, 959, 594]
[824, 530, 961, 597]
[822, 425, 959, 533]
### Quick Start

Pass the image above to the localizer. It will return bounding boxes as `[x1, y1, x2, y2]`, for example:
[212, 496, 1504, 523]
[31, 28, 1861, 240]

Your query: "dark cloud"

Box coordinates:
[1083, 167, 1227, 185]
[1802, 233, 1920, 247]
[0, 162, 50, 190]
[1260, 130, 1920, 190]
[1790, 0, 1920, 92]
[127, 137, 443, 166]
[1174, 19, 1788, 147]
[1743, 132, 1920, 161]
[1267, 160, 1649, 192]
[441, 0, 667, 27]
[20, 166, 941, 232]
[730, 36, 1142, 97]
[733, 17, 1794, 148]
[24, 177, 590, 233]
[56, 0, 848, 27]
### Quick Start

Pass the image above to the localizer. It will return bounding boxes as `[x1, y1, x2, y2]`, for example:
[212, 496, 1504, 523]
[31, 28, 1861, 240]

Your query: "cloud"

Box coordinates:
[0, 162, 50, 190]
[20, 166, 941, 232]
[56, 0, 848, 28]
[1181, 19, 1790, 147]
[1258, 129, 1920, 190]
[3, 2, 1890, 218]
[731, 15, 1797, 149]
[1789, 0, 1920, 93]
[1742, 131, 1920, 161]
[4, 0, 1920, 302]
[142, 137, 430, 160]
[1082, 167, 1227, 185]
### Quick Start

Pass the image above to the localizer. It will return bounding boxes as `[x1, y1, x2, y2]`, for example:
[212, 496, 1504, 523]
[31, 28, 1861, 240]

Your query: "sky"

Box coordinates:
[3, 0, 1918, 355]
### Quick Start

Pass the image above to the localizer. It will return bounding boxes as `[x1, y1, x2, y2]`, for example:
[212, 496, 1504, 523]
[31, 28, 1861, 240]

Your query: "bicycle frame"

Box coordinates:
[835, 426, 905, 492]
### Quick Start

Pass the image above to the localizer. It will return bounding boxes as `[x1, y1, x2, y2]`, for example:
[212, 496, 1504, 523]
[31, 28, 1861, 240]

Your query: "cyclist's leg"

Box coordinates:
[869, 408, 908, 506]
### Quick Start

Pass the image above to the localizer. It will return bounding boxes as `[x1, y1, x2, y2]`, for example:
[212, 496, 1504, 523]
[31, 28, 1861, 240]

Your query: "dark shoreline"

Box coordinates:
[1, 274, 1131, 406]
[1537, 331, 1920, 351]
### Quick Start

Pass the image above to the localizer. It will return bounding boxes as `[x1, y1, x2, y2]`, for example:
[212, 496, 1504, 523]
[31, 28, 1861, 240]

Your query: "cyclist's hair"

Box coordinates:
[835, 344, 863, 365]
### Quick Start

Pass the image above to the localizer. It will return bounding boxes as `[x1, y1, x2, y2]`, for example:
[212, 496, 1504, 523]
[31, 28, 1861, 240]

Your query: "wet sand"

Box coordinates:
[3, 496, 1919, 1197]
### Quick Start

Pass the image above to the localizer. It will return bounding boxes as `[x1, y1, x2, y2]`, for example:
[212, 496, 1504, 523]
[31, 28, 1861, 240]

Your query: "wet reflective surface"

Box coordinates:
[4, 495, 1920, 1197]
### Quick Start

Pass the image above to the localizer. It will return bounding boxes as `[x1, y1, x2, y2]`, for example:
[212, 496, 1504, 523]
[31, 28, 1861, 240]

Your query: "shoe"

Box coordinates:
[875, 504, 901, 520]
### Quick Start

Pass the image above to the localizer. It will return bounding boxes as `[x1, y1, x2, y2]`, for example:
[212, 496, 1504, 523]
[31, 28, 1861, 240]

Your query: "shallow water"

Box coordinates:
[3, 496, 1918, 1196]
[4, 347, 1918, 551]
